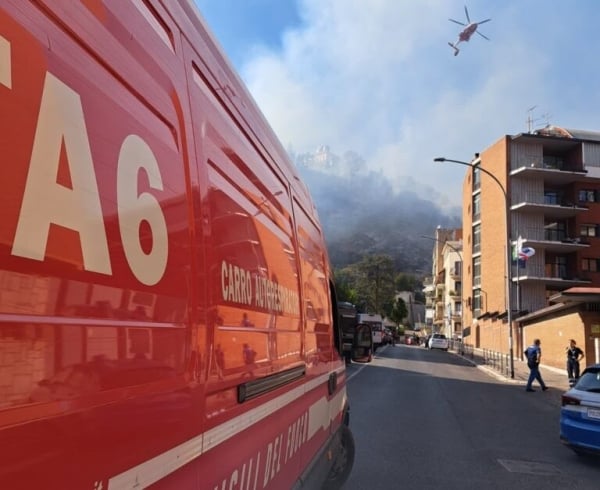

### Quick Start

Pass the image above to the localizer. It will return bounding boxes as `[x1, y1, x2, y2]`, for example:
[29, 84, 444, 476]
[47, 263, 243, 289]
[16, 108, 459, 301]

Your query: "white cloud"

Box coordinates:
[237, 0, 600, 207]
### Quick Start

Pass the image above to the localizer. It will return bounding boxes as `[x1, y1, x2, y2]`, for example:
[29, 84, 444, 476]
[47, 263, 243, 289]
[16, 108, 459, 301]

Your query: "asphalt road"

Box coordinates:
[342, 343, 600, 490]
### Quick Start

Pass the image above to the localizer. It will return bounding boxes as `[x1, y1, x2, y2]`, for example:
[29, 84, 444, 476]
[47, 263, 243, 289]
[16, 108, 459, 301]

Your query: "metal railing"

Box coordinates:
[449, 341, 511, 377]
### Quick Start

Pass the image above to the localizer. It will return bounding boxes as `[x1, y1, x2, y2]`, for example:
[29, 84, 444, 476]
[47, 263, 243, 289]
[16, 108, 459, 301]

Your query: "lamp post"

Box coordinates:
[421, 235, 463, 341]
[434, 156, 514, 379]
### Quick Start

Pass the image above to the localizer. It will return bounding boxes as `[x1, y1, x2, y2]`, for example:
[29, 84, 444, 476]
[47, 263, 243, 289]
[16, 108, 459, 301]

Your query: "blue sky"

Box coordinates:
[193, 0, 600, 208]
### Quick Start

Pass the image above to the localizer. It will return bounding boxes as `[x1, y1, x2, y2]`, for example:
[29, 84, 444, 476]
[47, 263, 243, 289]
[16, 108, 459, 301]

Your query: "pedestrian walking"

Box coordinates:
[566, 339, 584, 386]
[524, 338, 548, 392]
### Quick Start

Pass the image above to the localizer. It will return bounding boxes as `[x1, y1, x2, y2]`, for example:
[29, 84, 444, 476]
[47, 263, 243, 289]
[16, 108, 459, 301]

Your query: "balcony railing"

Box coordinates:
[512, 263, 592, 284]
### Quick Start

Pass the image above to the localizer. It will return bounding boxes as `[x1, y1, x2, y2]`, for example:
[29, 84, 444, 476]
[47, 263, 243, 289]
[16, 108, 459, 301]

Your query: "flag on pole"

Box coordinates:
[513, 236, 535, 268]
[519, 246, 535, 260]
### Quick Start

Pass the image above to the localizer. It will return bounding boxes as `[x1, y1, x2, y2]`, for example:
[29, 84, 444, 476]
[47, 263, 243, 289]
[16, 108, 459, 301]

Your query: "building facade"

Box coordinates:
[397, 291, 426, 331]
[423, 228, 463, 339]
[460, 126, 600, 367]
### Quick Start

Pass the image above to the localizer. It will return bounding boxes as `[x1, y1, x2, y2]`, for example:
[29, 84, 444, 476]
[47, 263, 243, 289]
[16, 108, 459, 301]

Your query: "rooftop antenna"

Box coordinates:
[540, 112, 552, 127]
[526, 106, 551, 133]
[526, 105, 537, 133]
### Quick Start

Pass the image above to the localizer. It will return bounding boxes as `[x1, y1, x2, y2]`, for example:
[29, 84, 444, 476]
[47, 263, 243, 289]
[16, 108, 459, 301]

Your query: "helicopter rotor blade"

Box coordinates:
[449, 18, 466, 26]
[464, 5, 471, 23]
[477, 30, 490, 41]
[476, 19, 492, 25]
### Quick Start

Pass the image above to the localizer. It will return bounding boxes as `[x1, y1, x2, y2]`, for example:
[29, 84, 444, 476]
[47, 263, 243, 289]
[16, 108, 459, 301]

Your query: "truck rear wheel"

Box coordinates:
[323, 424, 355, 490]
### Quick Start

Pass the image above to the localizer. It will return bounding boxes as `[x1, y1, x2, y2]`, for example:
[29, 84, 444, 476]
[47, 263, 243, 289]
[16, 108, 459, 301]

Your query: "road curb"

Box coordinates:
[474, 363, 522, 384]
[457, 353, 523, 384]
[451, 350, 568, 399]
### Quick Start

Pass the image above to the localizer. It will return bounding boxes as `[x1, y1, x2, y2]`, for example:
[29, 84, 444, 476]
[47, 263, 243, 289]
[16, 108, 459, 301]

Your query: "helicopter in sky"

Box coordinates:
[447, 6, 491, 56]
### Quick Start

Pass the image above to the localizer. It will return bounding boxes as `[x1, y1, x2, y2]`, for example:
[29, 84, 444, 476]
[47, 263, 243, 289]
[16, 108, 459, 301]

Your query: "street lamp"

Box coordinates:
[421, 235, 463, 342]
[434, 156, 514, 379]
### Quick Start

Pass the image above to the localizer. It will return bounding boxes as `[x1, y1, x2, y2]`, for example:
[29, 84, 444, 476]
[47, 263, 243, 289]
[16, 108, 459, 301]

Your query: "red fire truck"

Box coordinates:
[0, 1, 354, 488]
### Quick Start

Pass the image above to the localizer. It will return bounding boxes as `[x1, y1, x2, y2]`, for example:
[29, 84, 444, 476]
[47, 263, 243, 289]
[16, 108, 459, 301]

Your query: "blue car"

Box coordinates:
[560, 364, 600, 456]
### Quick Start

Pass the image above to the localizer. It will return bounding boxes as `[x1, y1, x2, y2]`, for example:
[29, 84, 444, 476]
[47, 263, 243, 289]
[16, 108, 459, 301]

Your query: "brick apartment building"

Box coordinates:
[456, 125, 600, 371]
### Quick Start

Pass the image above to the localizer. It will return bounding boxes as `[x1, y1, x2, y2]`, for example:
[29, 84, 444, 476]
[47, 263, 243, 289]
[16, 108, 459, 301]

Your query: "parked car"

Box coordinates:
[428, 333, 449, 351]
[560, 364, 600, 456]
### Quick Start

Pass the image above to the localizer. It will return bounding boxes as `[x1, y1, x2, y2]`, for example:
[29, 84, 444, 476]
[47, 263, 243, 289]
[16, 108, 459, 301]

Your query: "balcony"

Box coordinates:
[511, 264, 592, 287]
[517, 235, 589, 254]
[511, 164, 587, 185]
[511, 200, 588, 219]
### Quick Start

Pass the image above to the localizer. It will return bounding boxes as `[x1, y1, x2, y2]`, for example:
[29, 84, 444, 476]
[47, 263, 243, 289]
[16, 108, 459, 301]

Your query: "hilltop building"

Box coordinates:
[296, 145, 339, 170]
[295, 145, 366, 176]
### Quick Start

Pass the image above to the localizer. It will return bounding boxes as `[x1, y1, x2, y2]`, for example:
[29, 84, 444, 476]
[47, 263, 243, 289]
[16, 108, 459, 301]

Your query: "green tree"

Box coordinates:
[354, 254, 396, 314]
[395, 273, 423, 294]
[333, 268, 359, 304]
[381, 297, 395, 320]
[389, 297, 408, 326]
[335, 254, 399, 316]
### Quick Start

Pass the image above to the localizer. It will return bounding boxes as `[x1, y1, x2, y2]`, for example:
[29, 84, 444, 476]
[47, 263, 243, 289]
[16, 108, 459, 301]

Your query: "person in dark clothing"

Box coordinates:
[524, 338, 548, 392]
[566, 339, 584, 386]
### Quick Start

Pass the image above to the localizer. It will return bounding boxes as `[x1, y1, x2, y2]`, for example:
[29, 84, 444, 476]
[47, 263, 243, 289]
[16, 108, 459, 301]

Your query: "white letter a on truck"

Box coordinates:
[12, 72, 112, 274]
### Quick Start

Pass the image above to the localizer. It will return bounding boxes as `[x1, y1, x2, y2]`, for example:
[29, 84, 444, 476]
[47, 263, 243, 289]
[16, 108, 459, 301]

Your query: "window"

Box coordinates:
[576, 368, 600, 391]
[542, 155, 564, 170]
[579, 190, 597, 203]
[473, 224, 481, 254]
[581, 224, 597, 237]
[453, 300, 461, 315]
[453, 261, 462, 276]
[546, 256, 567, 278]
[473, 256, 481, 287]
[582, 258, 599, 272]
[545, 221, 566, 241]
[544, 191, 559, 205]
[472, 193, 481, 221]
[330, 281, 343, 355]
[473, 289, 481, 316]
[557, 256, 567, 278]
[473, 166, 481, 191]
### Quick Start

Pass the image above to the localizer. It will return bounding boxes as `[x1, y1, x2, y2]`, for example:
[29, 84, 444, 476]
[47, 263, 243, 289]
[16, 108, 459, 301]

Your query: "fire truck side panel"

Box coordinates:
[180, 19, 349, 488]
[0, 1, 205, 488]
[0, 1, 352, 489]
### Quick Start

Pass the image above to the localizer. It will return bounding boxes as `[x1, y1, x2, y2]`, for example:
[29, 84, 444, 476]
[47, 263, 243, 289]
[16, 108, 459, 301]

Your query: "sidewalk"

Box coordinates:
[452, 347, 569, 406]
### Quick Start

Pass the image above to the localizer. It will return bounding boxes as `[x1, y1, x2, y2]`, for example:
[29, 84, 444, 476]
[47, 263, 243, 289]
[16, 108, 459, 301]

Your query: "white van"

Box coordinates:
[356, 313, 384, 349]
